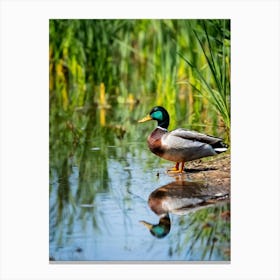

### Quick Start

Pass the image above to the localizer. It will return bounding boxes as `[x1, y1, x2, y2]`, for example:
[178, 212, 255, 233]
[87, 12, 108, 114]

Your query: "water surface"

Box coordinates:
[49, 103, 230, 262]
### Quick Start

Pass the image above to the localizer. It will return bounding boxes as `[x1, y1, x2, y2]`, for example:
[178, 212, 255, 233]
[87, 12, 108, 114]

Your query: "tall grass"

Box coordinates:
[178, 20, 230, 135]
[49, 19, 230, 136]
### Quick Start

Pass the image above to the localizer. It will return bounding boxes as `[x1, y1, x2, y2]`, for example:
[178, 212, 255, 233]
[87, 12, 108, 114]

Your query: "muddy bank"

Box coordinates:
[166, 153, 231, 196]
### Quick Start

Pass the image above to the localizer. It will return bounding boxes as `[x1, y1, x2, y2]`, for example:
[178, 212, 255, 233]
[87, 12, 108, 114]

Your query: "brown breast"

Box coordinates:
[147, 128, 166, 157]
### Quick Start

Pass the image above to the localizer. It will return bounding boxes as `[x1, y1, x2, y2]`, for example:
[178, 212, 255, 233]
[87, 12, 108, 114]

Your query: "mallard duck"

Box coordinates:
[138, 106, 228, 173]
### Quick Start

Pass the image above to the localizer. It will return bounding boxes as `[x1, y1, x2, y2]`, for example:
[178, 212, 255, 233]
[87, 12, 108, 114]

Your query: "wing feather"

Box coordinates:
[169, 128, 222, 145]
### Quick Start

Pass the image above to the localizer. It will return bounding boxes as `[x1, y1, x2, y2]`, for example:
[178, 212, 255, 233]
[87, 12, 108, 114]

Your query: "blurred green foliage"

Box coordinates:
[49, 19, 230, 134]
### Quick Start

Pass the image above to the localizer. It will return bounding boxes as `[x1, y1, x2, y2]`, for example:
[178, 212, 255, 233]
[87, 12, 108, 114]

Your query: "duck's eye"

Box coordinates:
[151, 111, 163, 121]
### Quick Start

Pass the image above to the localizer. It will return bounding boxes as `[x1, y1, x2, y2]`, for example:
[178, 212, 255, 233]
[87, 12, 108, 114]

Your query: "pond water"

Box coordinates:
[49, 102, 230, 262]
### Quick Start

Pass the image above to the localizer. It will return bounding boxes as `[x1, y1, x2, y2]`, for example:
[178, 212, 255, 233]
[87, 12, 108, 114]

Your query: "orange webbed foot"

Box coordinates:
[168, 162, 179, 172]
[167, 162, 185, 173]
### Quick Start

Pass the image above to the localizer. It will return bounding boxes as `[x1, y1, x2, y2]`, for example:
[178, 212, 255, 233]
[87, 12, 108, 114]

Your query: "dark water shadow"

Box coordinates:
[184, 167, 217, 173]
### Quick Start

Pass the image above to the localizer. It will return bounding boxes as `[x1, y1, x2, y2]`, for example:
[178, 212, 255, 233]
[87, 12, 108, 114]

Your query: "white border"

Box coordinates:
[0, 0, 279, 279]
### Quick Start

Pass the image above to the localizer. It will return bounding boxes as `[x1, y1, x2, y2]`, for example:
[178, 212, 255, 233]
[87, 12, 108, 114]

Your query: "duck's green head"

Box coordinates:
[138, 106, 170, 129]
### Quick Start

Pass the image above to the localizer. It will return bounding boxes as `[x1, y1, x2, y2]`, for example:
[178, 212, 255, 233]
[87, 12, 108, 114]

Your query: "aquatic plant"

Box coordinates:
[49, 19, 230, 137]
[178, 20, 230, 135]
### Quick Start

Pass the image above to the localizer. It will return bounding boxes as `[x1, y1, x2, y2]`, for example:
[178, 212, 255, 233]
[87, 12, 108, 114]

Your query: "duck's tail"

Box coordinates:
[212, 141, 228, 154]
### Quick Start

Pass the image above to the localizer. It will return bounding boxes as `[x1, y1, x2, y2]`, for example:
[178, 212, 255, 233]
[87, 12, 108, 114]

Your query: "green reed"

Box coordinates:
[49, 19, 230, 137]
[178, 20, 230, 135]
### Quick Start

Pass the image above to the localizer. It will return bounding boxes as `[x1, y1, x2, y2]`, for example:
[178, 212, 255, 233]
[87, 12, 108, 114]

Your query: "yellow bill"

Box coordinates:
[138, 115, 152, 123]
[139, 220, 153, 230]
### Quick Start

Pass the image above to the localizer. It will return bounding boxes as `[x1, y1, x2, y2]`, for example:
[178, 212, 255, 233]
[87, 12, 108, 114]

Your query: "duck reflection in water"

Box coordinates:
[140, 216, 171, 238]
[140, 180, 229, 239]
